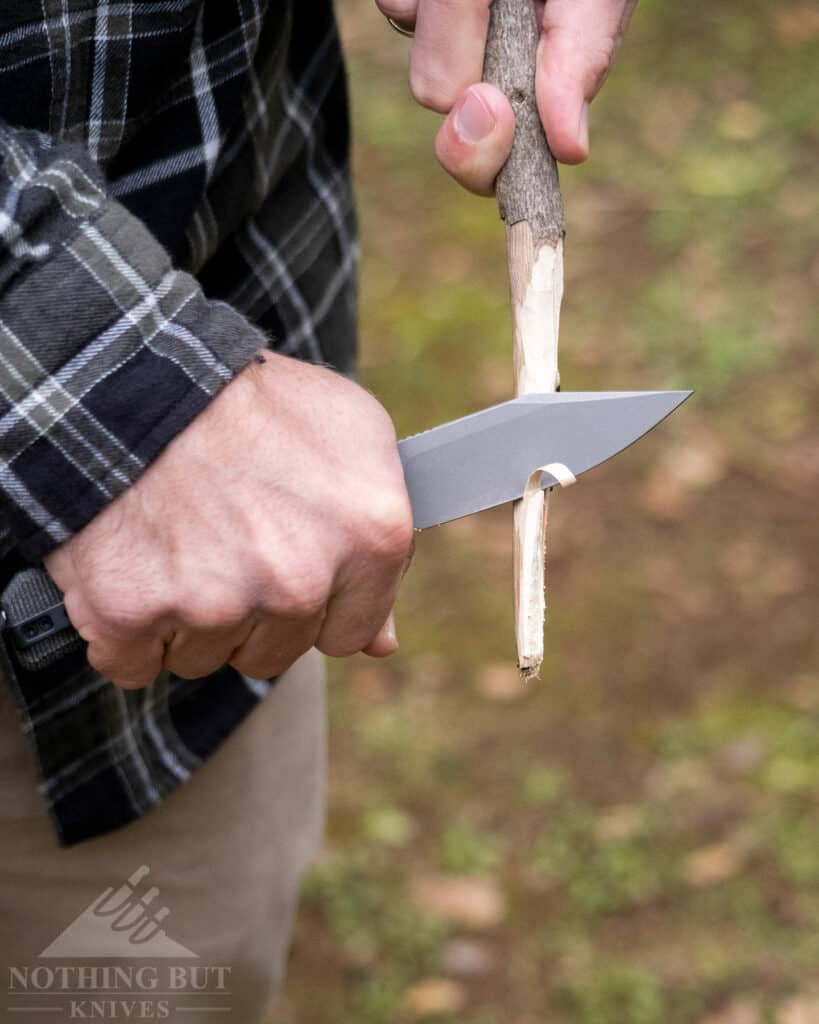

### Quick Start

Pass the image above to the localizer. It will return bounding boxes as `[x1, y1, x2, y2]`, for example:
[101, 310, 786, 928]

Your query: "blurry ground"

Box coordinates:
[271, 2, 819, 1022]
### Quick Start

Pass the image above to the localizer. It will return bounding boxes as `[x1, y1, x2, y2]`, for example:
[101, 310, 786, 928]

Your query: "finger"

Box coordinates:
[434, 83, 516, 196]
[374, 0, 418, 31]
[62, 588, 165, 688]
[86, 632, 166, 690]
[362, 610, 398, 658]
[228, 615, 322, 680]
[361, 532, 415, 657]
[320, 528, 415, 658]
[316, 569, 400, 658]
[410, 0, 492, 112]
[316, 533, 408, 658]
[163, 621, 253, 680]
[536, 0, 636, 164]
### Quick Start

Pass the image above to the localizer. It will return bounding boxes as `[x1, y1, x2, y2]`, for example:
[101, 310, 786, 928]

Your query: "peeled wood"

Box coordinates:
[483, 0, 565, 679]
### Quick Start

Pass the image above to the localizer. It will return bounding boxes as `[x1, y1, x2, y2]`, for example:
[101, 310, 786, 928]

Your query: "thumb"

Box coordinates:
[435, 84, 516, 197]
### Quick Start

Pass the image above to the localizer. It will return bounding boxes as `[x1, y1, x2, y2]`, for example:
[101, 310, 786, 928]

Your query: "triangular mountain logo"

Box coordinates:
[40, 865, 197, 958]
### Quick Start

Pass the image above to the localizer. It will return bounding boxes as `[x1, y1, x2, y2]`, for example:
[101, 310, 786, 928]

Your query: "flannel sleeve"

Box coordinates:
[0, 125, 268, 563]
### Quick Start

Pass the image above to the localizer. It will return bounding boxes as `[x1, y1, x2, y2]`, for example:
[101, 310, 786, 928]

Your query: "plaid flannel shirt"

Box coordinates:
[0, 0, 357, 845]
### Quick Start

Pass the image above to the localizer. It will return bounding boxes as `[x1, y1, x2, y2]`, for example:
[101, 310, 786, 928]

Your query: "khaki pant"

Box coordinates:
[0, 649, 326, 1023]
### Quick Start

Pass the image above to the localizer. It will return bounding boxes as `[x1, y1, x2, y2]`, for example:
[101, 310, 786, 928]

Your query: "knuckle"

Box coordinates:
[179, 591, 247, 632]
[95, 598, 154, 637]
[285, 589, 327, 621]
[362, 495, 414, 562]
[263, 565, 330, 621]
[409, 64, 456, 113]
[585, 37, 618, 91]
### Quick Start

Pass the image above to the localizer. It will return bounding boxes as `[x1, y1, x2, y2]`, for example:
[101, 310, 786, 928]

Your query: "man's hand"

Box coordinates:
[376, 0, 636, 192]
[44, 355, 414, 688]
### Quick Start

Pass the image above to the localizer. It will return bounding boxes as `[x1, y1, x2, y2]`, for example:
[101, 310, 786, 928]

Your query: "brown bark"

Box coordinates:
[483, 0, 564, 245]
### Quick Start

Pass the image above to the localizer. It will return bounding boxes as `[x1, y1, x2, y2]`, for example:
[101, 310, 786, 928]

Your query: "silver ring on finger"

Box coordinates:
[385, 15, 414, 37]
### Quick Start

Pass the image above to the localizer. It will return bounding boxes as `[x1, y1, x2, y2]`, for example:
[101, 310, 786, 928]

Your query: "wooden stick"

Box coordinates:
[483, 0, 565, 679]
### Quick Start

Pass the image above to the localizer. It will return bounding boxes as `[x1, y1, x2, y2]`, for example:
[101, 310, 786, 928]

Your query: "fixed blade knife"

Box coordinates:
[1, 389, 691, 670]
[399, 389, 691, 528]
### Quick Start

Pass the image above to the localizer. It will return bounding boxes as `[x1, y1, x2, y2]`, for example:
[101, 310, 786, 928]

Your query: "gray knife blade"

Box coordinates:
[400, 390, 692, 529]
[1, 389, 690, 670]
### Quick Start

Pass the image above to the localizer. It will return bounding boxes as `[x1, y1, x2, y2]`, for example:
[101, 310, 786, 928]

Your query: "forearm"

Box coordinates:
[0, 126, 267, 561]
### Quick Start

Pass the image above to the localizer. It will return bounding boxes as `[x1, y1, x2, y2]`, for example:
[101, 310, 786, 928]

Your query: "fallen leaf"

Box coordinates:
[777, 996, 819, 1024]
[774, 6, 819, 44]
[684, 841, 746, 886]
[409, 876, 506, 930]
[595, 804, 644, 841]
[476, 662, 529, 702]
[699, 998, 760, 1024]
[440, 938, 497, 977]
[402, 978, 467, 1018]
[665, 437, 727, 489]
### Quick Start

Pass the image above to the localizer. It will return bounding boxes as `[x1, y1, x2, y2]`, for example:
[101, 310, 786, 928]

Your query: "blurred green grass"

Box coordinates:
[271, 2, 819, 1022]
